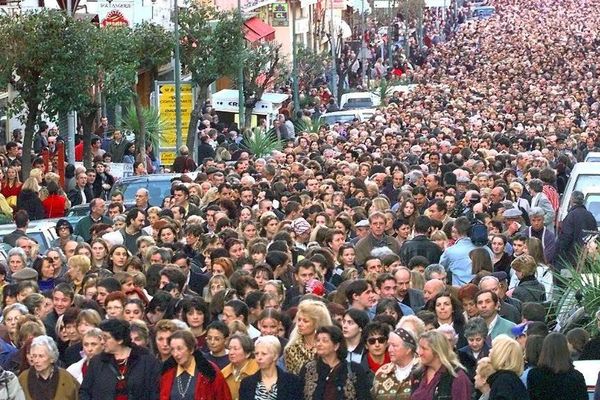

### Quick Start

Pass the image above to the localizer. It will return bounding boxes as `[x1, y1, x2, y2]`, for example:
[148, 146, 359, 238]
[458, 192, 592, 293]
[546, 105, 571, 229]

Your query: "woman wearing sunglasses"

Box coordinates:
[371, 328, 419, 400]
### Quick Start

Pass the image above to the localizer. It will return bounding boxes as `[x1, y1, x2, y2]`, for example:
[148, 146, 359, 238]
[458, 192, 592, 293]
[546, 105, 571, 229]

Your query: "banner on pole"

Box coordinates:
[156, 82, 194, 166]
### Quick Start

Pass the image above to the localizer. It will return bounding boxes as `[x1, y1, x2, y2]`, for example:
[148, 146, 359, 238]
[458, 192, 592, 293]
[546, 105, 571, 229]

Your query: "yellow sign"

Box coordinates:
[158, 82, 194, 165]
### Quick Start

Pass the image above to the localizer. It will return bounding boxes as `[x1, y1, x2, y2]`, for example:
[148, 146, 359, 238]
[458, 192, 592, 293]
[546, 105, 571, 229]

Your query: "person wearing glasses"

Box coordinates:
[371, 327, 418, 400]
[362, 322, 391, 375]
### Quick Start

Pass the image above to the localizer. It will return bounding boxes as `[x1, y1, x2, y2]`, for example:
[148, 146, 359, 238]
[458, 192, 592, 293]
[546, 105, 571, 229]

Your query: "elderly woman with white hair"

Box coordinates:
[18, 335, 79, 399]
[239, 335, 302, 400]
[7, 248, 27, 281]
[371, 327, 419, 400]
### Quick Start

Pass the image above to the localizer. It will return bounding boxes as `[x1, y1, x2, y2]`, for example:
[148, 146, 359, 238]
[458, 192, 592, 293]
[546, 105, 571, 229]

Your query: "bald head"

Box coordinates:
[423, 279, 446, 303]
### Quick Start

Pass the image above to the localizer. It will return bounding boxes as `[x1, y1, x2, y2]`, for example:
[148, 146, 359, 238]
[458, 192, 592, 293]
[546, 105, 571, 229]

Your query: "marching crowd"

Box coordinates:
[0, 0, 599, 398]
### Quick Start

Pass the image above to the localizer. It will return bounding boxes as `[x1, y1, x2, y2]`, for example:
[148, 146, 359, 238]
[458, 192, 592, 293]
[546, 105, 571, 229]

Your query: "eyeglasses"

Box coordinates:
[367, 336, 387, 345]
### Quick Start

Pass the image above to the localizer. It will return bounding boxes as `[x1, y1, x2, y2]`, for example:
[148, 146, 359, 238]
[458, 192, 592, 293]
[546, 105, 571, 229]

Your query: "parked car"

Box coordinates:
[340, 92, 380, 110]
[319, 109, 376, 126]
[584, 192, 600, 228]
[0, 220, 59, 253]
[574, 360, 600, 399]
[470, 5, 495, 19]
[110, 174, 180, 208]
[584, 152, 600, 162]
[558, 162, 600, 226]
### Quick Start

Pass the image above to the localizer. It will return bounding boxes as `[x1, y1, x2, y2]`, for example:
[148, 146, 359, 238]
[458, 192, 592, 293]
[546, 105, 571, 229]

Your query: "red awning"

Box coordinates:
[244, 17, 275, 42]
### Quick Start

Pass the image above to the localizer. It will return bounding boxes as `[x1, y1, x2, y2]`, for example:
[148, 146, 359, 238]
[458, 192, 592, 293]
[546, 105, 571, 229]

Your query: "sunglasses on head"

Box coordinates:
[367, 336, 387, 345]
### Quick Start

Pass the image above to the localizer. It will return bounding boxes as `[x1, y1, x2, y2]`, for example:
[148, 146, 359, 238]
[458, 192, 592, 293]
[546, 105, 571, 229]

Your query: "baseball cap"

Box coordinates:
[511, 322, 531, 337]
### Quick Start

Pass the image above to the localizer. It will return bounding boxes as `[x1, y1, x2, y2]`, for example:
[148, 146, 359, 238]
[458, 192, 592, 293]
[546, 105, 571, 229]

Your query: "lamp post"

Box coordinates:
[174, 0, 182, 151]
[329, 0, 338, 101]
[238, 0, 245, 130]
[291, 0, 300, 113]
[66, 0, 76, 164]
[360, 0, 366, 87]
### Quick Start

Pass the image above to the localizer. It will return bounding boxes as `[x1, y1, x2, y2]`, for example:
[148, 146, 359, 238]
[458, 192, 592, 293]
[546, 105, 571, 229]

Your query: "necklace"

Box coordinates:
[177, 373, 193, 397]
[233, 361, 249, 382]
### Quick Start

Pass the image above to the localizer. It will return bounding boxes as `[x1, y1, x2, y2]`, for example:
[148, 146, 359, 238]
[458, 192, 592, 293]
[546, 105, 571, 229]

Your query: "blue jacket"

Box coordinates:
[440, 237, 477, 285]
[0, 339, 16, 370]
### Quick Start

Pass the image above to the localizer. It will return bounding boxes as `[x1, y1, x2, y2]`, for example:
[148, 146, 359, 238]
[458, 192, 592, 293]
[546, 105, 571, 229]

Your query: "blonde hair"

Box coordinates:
[370, 197, 391, 213]
[286, 299, 332, 349]
[511, 254, 537, 277]
[29, 168, 43, 182]
[397, 315, 426, 339]
[419, 330, 465, 377]
[22, 177, 40, 192]
[255, 335, 281, 359]
[490, 334, 524, 375]
[476, 357, 495, 381]
[411, 270, 425, 290]
[68, 255, 91, 275]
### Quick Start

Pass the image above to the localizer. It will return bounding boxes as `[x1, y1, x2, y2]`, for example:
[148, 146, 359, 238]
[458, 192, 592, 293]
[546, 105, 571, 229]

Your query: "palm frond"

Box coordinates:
[241, 128, 283, 158]
[294, 119, 324, 134]
[552, 247, 600, 334]
[120, 103, 166, 151]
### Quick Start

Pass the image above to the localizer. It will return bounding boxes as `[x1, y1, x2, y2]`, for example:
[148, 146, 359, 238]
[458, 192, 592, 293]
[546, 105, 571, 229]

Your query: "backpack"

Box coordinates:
[469, 219, 489, 246]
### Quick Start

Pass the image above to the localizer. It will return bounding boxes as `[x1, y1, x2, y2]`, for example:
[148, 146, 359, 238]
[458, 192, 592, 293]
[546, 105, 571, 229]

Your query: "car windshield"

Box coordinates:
[322, 114, 356, 125]
[574, 174, 600, 193]
[585, 156, 600, 162]
[29, 232, 48, 253]
[585, 194, 600, 227]
[112, 179, 173, 207]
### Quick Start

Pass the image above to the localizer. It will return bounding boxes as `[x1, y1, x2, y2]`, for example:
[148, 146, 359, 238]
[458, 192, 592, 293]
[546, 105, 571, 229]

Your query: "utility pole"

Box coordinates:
[387, 0, 393, 68]
[292, 1, 300, 113]
[174, 0, 182, 151]
[330, 0, 338, 101]
[66, 0, 76, 164]
[238, 0, 245, 130]
[404, 0, 409, 59]
[360, 0, 366, 87]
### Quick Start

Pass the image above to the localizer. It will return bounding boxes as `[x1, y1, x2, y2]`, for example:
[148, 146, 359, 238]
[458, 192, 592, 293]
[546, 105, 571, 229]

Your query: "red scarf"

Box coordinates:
[367, 351, 391, 373]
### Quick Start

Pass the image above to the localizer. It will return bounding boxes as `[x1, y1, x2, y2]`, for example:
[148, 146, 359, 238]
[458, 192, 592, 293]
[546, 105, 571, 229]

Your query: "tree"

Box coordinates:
[179, 5, 244, 152]
[0, 10, 71, 177]
[239, 41, 282, 128]
[45, 24, 135, 168]
[281, 44, 328, 93]
[129, 23, 174, 160]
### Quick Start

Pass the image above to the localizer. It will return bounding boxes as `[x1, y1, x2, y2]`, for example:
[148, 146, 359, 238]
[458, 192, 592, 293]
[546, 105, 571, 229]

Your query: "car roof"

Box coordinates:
[117, 174, 179, 183]
[571, 162, 600, 174]
[574, 360, 600, 388]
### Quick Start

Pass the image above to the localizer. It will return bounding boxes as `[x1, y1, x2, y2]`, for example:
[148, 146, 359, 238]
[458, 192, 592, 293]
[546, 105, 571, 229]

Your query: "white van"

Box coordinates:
[340, 92, 381, 110]
[319, 109, 376, 126]
[558, 162, 600, 225]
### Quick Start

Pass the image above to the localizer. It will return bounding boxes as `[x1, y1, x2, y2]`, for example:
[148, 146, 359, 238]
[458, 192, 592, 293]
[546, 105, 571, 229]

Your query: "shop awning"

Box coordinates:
[244, 17, 276, 42]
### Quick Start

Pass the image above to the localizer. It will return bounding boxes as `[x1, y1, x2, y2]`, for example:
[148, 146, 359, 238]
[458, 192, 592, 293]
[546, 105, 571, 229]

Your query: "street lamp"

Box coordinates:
[238, 0, 245, 130]
[174, 0, 182, 151]
[291, 0, 300, 113]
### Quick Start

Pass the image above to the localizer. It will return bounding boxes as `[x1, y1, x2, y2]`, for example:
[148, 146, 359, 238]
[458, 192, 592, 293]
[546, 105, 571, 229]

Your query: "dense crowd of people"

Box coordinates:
[0, 0, 599, 398]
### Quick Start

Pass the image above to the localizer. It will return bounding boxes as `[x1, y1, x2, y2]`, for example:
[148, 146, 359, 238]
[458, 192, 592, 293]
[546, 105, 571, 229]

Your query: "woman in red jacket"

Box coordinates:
[160, 329, 232, 400]
[42, 180, 67, 218]
[1, 166, 21, 209]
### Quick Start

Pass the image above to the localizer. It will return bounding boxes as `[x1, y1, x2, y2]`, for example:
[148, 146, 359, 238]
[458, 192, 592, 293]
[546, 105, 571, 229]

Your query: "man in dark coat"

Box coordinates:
[197, 134, 216, 164]
[67, 171, 94, 207]
[171, 145, 198, 173]
[80, 319, 161, 400]
[556, 191, 598, 271]
[399, 216, 443, 265]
